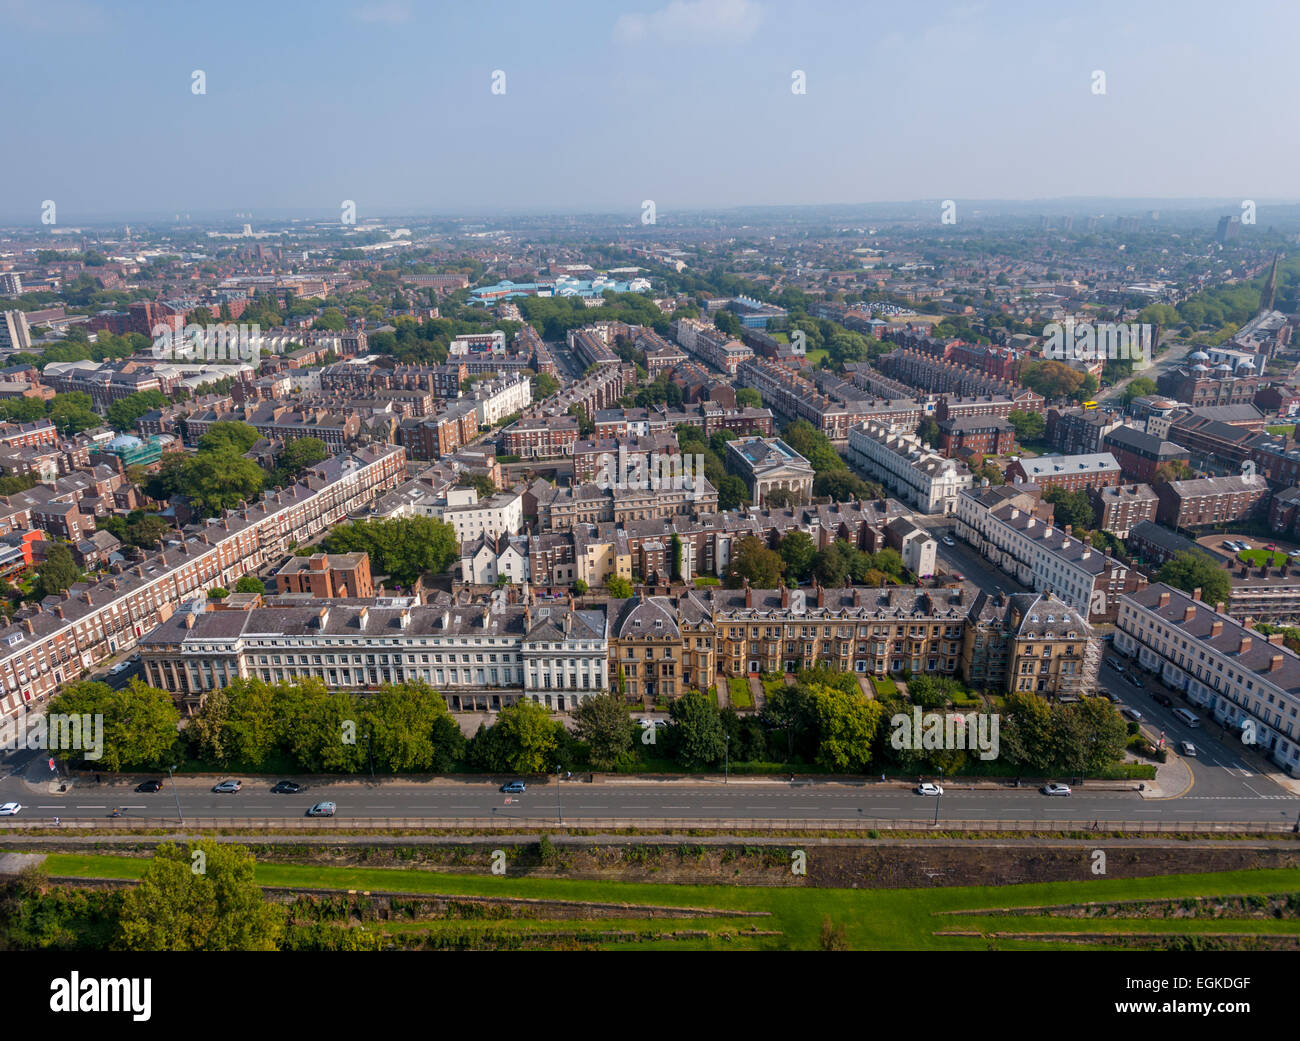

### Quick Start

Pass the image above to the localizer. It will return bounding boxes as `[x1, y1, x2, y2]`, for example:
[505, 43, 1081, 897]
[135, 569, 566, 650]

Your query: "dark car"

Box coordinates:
[1152, 692, 1172, 708]
[134, 780, 162, 793]
[271, 781, 303, 794]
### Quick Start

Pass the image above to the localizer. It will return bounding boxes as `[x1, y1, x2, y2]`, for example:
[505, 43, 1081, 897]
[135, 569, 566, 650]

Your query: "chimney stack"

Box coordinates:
[1158, 591, 1170, 607]
[1192, 587, 1202, 601]
[1210, 620, 1223, 637]
[1240, 635, 1253, 653]
[1183, 605, 1196, 622]
[358, 606, 369, 629]
[1271, 654, 1284, 672]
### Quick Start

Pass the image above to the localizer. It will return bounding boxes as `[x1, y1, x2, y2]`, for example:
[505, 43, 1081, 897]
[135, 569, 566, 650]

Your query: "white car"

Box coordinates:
[915, 782, 943, 796]
[1041, 783, 1072, 797]
[1179, 741, 1197, 757]
[0, 802, 21, 815]
[941, 535, 956, 547]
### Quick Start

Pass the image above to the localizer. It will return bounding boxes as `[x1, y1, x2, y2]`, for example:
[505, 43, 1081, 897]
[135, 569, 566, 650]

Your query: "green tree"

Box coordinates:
[106, 390, 168, 432]
[198, 421, 261, 455]
[573, 692, 635, 771]
[124, 512, 171, 550]
[1043, 486, 1095, 531]
[1156, 553, 1230, 608]
[118, 842, 283, 951]
[274, 437, 329, 479]
[807, 682, 883, 772]
[725, 535, 784, 588]
[735, 387, 762, 408]
[183, 451, 266, 517]
[468, 701, 562, 774]
[605, 575, 633, 598]
[363, 680, 464, 772]
[717, 474, 750, 511]
[50, 679, 180, 772]
[32, 544, 80, 600]
[1121, 377, 1158, 405]
[234, 576, 265, 595]
[322, 516, 459, 586]
[1007, 410, 1047, 444]
[779, 530, 817, 582]
[666, 689, 725, 770]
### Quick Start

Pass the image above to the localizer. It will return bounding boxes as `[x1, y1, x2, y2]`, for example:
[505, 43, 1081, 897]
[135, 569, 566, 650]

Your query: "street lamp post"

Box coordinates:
[556, 764, 563, 825]
[934, 768, 944, 826]
[167, 764, 183, 824]
[724, 733, 730, 785]
[364, 731, 375, 783]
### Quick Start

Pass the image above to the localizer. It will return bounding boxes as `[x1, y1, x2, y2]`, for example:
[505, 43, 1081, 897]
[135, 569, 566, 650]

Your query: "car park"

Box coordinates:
[0, 802, 21, 815]
[1041, 783, 1072, 796]
[1179, 741, 1197, 757]
[212, 779, 242, 793]
[135, 780, 162, 793]
[271, 781, 302, 794]
[914, 782, 943, 796]
[500, 781, 526, 794]
[306, 802, 336, 817]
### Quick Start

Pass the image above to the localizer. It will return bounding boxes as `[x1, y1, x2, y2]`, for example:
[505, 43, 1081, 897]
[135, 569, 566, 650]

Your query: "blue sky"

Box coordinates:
[2, 0, 1296, 221]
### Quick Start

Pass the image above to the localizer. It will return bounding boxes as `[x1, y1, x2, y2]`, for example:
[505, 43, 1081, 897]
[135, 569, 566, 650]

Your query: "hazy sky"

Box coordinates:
[3, 0, 1296, 221]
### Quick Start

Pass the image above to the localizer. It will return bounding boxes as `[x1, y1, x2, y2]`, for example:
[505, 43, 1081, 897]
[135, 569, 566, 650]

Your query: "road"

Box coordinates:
[919, 519, 1031, 597]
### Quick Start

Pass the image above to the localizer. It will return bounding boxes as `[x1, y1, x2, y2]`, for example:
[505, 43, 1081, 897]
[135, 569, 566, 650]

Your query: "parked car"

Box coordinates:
[1152, 692, 1173, 708]
[942, 535, 956, 547]
[1179, 741, 1197, 757]
[134, 780, 162, 793]
[1121, 707, 1143, 722]
[306, 801, 336, 817]
[108, 660, 133, 675]
[0, 802, 21, 815]
[271, 781, 302, 794]
[500, 781, 526, 794]
[1041, 783, 1072, 796]
[914, 782, 943, 796]
[211, 779, 242, 793]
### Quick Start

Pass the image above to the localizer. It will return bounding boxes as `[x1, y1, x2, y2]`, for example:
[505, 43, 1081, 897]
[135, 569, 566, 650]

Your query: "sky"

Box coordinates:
[2, 0, 1296, 222]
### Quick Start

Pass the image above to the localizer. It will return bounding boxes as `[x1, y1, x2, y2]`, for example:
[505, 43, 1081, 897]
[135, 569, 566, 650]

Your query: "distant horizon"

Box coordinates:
[5, 196, 1300, 231]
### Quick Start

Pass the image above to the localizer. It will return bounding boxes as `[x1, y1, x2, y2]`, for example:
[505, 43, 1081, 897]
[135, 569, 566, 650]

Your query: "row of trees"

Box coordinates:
[320, 515, 459, 587]
[725, 533, 907, 589]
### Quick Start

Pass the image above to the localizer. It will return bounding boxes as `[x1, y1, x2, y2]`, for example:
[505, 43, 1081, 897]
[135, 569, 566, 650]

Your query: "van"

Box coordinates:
[1172, 708, 1200, 728]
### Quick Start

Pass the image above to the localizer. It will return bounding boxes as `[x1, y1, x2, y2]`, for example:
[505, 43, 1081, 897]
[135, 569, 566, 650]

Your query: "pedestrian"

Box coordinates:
[52, 816, 59, 826]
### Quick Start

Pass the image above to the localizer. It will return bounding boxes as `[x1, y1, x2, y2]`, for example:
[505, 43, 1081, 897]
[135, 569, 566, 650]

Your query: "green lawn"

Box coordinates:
[804, 349, 829, 367]
[1266, 425, 1295, 437]
[871, 676, 898, 697]
[727, 676, 754, 709]
[33, 853, 1300, 951]
[1239, 549, 1290, 567]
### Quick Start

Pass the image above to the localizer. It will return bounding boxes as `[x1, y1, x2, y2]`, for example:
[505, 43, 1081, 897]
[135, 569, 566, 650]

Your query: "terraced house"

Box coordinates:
[141, 595, 611, 715]
[0, 444, 406, 723]
[1116, 584, 1300, 776]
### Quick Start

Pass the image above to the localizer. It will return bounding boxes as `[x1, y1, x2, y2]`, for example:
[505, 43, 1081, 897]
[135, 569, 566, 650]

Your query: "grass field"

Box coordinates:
[804, 349, 828, 367]
[727, 676, 754, 709]
[31, 852, 1300, 951]
[1239, 549, 1291, 567]
[1266, 425, 1296, 437]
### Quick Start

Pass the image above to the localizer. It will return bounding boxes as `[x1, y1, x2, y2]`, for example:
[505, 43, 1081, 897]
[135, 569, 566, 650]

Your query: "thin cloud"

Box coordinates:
[614, 0, 763, 45]
[0, 0, 106, 32]
[354, 2, 412, 25]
